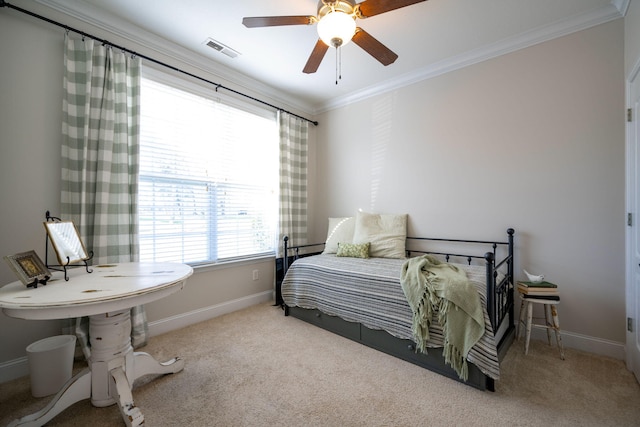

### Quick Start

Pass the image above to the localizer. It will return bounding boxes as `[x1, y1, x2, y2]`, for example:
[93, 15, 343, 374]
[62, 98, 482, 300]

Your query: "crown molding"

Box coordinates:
[33, 0, 316, 116]
[612, 0, 630, 17]
[314, 1, 626, 114]
[29, 0, 626, 117]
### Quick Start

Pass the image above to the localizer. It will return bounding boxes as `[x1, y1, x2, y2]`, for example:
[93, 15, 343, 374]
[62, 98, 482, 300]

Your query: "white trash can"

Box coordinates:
[26, 335, 76, 397]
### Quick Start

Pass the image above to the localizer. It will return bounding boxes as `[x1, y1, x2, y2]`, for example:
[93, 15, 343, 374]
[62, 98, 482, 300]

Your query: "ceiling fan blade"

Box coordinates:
[352, 28, 398, 66]
[242, 16, 315, 28]
[303, 39, 329, 74]
[357, 0, 427, 18]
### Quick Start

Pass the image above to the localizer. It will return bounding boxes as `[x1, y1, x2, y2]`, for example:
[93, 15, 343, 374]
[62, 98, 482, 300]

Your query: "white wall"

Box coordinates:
[313, 19, 626, 356]
[0, 6, 282, 381]
[0, 8, 67, 371]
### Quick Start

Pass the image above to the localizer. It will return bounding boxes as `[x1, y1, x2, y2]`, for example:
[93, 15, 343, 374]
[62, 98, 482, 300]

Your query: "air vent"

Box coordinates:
[203, 38, 240, 59]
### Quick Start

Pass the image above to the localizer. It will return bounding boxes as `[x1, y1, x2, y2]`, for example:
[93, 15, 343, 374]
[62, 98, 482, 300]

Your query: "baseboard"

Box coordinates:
[0, 356, 30, 384]
[0, 291, 274, 384]
[147, 290, 273, 337]
[528, 326, 625, 360]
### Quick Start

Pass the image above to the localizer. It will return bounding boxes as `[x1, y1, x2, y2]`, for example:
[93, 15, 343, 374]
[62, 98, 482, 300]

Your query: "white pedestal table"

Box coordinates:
[0, 262, 193, 426]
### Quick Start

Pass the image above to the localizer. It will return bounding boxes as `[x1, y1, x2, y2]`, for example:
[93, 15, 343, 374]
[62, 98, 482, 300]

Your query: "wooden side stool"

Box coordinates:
[517, 294, 565, 360]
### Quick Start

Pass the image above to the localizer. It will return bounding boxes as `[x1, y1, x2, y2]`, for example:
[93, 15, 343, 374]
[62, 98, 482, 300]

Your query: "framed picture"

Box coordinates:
[4, 250, 51, 287]
[44, 221, 89, 266]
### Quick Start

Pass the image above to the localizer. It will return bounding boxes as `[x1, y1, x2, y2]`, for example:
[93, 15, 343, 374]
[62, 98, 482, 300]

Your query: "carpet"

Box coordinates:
[1, 302, 639, 426]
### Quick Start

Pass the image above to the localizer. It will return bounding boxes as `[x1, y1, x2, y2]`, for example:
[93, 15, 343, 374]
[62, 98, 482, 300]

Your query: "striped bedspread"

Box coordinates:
[281, 254, 500, 380]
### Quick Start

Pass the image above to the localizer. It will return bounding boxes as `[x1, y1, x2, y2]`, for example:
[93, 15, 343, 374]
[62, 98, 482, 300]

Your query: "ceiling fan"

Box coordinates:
[242, 0, 427, 74]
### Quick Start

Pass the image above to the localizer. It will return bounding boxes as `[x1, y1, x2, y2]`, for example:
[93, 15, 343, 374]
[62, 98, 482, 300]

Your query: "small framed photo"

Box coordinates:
[4, 250, 51, 288]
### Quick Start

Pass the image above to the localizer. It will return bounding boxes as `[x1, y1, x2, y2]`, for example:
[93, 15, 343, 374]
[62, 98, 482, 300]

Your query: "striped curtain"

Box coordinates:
[278, 112, 309, 256]
[61, 35, 147, 355]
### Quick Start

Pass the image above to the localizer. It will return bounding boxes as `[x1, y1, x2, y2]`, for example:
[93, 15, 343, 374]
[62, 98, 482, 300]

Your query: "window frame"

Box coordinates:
[139, 66, 279, 269]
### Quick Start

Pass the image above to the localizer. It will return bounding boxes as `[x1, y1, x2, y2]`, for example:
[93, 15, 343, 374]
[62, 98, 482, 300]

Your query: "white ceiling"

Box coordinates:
[36, 0, 625, 114]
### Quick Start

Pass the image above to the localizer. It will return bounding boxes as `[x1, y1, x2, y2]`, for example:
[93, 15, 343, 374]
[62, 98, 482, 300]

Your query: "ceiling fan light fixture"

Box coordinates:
[243, 0, 427, 75]
[317, 11, 356, 48]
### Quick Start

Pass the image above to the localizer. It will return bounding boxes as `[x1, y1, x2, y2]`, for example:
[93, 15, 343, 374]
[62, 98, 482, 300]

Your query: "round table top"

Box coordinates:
[0, 262, 193, 320]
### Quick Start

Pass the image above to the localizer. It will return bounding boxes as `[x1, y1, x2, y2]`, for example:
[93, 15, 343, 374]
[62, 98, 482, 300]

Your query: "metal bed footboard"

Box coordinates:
[404, 228, 515, 334]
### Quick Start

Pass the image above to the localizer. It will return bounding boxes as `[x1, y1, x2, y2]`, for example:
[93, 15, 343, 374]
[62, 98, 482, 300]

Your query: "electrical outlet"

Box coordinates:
[252, 270, 259, 281]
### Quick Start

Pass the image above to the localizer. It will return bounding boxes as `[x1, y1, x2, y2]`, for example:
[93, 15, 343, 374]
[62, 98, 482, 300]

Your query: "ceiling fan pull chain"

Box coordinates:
[339, 45, 342, 82]
[335, 46, 343, 85]
[335, 47, 339, 85]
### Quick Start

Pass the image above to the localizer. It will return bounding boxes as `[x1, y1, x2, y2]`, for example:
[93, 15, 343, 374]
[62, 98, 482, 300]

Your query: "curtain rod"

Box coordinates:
[0, 0, 319, 126]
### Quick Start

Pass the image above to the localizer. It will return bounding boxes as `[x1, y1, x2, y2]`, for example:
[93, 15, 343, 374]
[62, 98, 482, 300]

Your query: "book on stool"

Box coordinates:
[517, 280, 559, 299]
[522, 294, 559, 301]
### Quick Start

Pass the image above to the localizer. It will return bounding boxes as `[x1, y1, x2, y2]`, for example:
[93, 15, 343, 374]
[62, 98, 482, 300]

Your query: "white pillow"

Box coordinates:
[322, 217, 356, 254]
[352, 211, 407, 258]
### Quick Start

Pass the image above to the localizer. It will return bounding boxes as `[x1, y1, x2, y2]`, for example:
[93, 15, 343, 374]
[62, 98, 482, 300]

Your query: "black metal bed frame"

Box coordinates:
[278, 228, 515, 391]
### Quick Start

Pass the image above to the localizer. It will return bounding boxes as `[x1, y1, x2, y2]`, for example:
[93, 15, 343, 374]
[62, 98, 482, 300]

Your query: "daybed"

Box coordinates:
[278, 215, 515, 391]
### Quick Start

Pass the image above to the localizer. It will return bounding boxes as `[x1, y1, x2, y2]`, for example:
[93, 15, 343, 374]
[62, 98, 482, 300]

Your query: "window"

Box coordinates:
[139, 75, 278, 265]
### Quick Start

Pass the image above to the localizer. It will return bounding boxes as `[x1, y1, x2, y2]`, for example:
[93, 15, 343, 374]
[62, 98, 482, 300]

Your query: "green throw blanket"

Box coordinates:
[400, 255, 485, 381]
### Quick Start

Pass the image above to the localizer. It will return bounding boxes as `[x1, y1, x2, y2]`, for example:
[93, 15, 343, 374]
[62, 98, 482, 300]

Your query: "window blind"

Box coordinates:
[139, 77, 278, 265]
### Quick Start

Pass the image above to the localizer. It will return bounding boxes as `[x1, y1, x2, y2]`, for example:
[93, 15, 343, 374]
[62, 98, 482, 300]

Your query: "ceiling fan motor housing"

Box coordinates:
[317, 0, 356, 19]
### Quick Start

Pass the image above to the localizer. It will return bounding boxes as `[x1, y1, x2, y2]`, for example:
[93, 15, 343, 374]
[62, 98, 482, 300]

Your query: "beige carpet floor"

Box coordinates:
[1, 302, 639, 426]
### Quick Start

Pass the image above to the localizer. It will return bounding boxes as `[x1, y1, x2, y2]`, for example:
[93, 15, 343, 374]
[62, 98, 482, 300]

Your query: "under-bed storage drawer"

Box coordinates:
[360, 327, 486, 387]
[287, 307, 360, 341]
[361, 327, 450, 371]
[287, 306, 489, 390]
